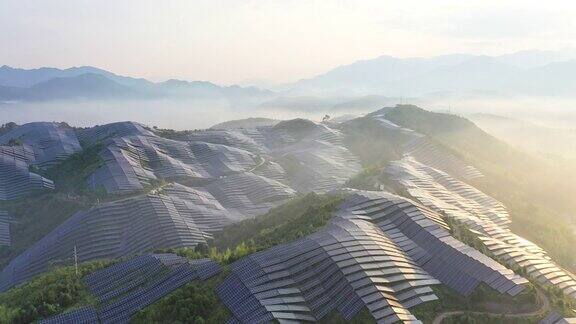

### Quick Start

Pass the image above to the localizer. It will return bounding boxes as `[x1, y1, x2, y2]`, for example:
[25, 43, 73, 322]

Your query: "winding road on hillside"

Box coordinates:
[432, 288, 550, 324]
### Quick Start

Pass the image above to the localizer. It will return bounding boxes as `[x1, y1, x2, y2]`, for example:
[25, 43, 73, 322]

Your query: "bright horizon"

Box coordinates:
[2, 0, 576, 85]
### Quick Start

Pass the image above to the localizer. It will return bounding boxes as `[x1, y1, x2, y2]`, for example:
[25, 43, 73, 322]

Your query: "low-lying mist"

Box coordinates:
[1, 95, 575, 131]
[0, 99, 333, 130]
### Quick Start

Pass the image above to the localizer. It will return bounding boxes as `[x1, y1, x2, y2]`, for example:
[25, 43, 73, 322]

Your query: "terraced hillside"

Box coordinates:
[0, 105, 575, 323]
[218, 190, 527, 323]
[0, 118, 358, 290]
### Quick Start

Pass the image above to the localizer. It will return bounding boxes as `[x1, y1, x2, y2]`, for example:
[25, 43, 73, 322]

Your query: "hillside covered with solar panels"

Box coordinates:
[0, 105, 575, 323]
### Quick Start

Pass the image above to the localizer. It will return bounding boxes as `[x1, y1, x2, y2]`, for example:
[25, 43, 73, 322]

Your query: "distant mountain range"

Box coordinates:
[288, 49, 576, 97]
[2, 49, 576, 104]
[0, 65, 274, 103]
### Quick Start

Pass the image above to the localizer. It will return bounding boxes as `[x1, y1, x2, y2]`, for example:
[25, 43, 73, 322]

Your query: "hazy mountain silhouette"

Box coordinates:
[0, 65, 273, 102]
[289, 49, 576, 97]
[3, 49, 576, 103]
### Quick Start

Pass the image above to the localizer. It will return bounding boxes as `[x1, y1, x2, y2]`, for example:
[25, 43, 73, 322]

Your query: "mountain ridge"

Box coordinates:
[0, 65, 274, 103]
[287, 49, 576, 97]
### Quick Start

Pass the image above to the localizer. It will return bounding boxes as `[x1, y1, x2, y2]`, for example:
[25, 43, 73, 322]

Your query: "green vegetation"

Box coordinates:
[441, 314, 539, 324]
[344, 164, 404, 194]
[273, 118, 318, 140]
[412, 284, 539, 324]
[213, 192, 343, 253]
[0, 122, 17, 135]
[149, 126, 195, 140]
[339, 115, 401, 167]
[319, 308, 375, 324]
[7, 138, 21, 146]
[386, 105, 576, 270]
[0, 260, 111, 323]
[41, 142, 105, 197]
[132, 272, 230, 324]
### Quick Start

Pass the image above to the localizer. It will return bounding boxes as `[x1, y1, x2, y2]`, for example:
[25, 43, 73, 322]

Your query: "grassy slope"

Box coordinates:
[385, 105, 576, 270]
[213, 192, 343, 252]
[411, 284, 539, 324]
[339, 115, 401, 168]
[131, 272, 231, 324]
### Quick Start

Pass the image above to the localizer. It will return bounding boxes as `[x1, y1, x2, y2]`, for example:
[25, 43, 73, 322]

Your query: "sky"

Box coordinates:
[1, 0, 576, 85]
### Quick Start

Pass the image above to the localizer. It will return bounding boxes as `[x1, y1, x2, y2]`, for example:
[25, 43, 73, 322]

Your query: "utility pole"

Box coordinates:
[74, 244, 78, 276]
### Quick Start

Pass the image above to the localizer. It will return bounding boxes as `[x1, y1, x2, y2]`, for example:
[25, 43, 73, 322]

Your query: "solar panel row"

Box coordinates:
[540, 311, 576, 324]
[0, 145, 54, 200]
[40, 306, 99, 324]
[0, 211, 11, 246]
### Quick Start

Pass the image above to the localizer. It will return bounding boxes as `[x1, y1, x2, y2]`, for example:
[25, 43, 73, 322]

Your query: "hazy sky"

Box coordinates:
[2, 0, 575, 84]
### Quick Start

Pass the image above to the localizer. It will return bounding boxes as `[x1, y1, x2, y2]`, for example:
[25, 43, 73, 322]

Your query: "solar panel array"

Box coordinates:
[218, 190, 527, 323]
[182, 129, 267, 155]
[40, 306, 99, 324]
[0, 145, 54, 200]
[388, 157, 510, 227]
[0, 122, 79, 200]
[206, 172, 296, 217]
[40, 254, 221, 324]
[271, 138, 361, 193]
[0, 114, 545, 323]
[218, 218, 441, 323]
[84, 126, 292, 196]
[339, 190, 527, 296]
[477, 235, 576, 300]
[86, 136, 157, 194]
[258, 121, 362, 193]
[85, 120, 361, 196]
[77, 121, 155, 145]
[402, 137, 484, 180]
[0, 122, 82, 169]
[387, 156, 576, 301]
[540, 312, 576, 324]
[0, 211, 11, 246]
[0, 183, 233, 291]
